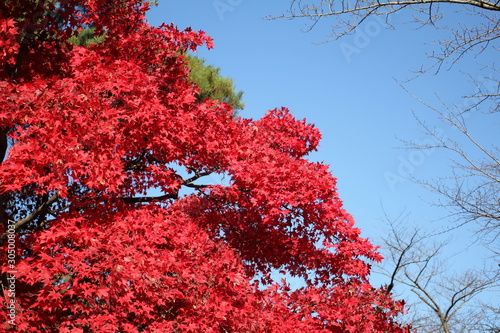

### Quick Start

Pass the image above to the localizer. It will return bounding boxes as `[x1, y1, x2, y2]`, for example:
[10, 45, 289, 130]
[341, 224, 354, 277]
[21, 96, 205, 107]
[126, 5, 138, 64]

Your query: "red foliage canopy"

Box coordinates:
[0, 1, 409, 332]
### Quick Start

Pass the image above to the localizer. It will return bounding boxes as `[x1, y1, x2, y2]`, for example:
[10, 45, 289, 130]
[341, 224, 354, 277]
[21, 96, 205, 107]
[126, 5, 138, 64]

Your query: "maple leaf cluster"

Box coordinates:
[0, 1, 410, 332]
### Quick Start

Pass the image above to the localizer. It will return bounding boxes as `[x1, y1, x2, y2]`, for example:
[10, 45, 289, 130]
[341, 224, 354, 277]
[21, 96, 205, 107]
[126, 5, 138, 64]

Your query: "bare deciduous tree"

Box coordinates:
[271, 0, 500, 74]
[378, 212, 500, 332]
[272, 2, 500, 329]
[400, 82, 500, 244]
[271, 2, 500, 240]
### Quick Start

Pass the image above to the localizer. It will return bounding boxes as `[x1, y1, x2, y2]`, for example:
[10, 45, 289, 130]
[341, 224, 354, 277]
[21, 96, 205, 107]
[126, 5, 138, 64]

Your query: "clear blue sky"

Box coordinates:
[146, 1, 498, 292]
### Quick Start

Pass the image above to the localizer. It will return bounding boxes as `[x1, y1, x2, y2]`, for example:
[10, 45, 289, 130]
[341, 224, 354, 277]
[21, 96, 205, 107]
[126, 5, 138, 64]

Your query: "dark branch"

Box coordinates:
[386, 230, 419, 295]
[122, 193, 178, 203]
[183, 183, 209, 189]
[183, 170, 213, 184]
[0, 191, 59, 241]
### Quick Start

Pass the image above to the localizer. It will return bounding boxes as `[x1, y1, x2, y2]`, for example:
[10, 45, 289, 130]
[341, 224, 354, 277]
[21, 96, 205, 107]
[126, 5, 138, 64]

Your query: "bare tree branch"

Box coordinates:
[122, 170, 215, 202]
[376, 213, 500, 332]
[271, 1, 499, 74]
[0, 191, 59, 242]
[398, 84, 500, 242]
[122, 193, 178, 203]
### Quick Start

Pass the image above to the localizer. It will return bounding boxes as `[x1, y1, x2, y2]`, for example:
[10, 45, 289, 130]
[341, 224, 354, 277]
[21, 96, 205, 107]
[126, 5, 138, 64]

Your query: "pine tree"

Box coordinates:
[185, 54, 244, 110]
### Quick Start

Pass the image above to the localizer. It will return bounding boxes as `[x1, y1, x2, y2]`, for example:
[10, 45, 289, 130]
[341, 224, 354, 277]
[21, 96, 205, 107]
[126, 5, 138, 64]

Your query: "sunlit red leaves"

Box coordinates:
[256, 107, 322, 158]
[0, 24, 215, 197]
[14, 207, 291, 332]
[0, 1, 409, 332]
[0, 17, 18, 77]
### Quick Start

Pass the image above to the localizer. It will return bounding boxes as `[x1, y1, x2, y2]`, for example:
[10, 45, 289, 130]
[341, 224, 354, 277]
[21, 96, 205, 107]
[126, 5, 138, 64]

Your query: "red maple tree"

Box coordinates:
[0, 1, 410, 332]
